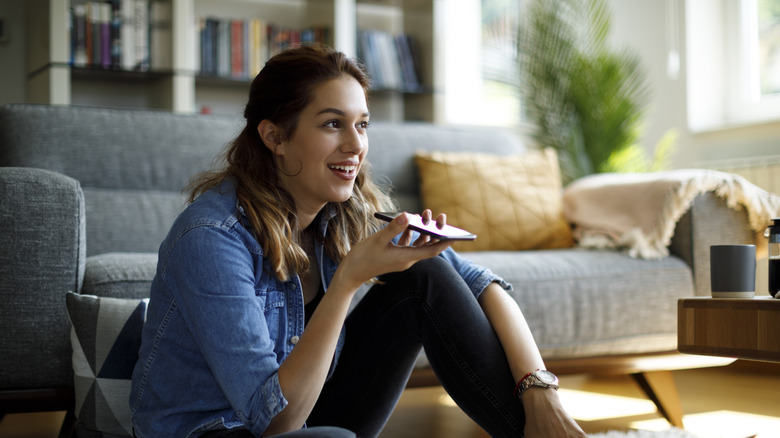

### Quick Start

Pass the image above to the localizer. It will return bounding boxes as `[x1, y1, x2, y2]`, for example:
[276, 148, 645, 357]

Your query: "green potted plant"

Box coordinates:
[518, 0, 674, 185]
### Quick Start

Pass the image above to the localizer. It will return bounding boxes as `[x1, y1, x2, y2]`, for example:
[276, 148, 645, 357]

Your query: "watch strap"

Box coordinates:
[513, 369, 559, 397]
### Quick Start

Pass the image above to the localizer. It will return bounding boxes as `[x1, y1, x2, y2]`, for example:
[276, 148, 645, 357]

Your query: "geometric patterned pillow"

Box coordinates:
[65, 292, 148, 438]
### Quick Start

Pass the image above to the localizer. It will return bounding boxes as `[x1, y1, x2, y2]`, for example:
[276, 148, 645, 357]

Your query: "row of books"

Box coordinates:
[69, 0, 171, 72]
[67, 1, 423, 93]
[197, 18, 423, 91]
[197, 17, 330, 80]
[358, 30, 422, 93]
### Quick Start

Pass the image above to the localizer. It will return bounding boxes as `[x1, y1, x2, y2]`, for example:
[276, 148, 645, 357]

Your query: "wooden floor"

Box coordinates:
[2, 361, 779, 437]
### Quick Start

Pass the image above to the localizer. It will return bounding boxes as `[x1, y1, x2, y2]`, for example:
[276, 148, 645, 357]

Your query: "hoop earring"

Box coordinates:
[273, 144, 303, 177]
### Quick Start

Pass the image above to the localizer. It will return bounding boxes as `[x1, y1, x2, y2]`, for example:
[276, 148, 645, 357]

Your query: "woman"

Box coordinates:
[130, 44, 587, 438]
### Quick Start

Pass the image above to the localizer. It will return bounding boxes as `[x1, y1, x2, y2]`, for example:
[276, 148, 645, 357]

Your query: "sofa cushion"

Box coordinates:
[66, 292, 147, 437]
[366, 123, 527, 213]
[0, 104, 238, 192]
[0, 104, 236, 257]
[83, 253, 158, 299]
[414, 149, 573, 252]
[83, 188, 186, 256]
[464, 248, 694, 359]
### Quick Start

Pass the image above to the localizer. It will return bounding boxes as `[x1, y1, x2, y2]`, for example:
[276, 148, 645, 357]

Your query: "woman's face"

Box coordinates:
[272, 75, 370, 214]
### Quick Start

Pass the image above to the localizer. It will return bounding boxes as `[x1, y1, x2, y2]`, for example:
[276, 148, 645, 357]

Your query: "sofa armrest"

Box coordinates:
[669, 192, 756, 297]
[0, 167, 86, 389]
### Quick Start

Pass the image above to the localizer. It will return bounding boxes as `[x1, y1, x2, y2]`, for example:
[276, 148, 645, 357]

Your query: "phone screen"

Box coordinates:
[374, 212, 477, 241]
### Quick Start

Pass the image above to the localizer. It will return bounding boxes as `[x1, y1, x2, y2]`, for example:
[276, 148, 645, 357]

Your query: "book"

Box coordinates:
[150, 0, 172, 71]
[197, 14, 329, 80]
[100, 3, 111, 69]
[68, 0, 172, 73]
[72, 5, 88, 67]
[110, 0, 122, 69]
[217, 19, 230, 77]
[133, 0, 149, 71]
[230, 19, 244, 78]
[358, 30, 422, 92]
[121, 0, 136, 70]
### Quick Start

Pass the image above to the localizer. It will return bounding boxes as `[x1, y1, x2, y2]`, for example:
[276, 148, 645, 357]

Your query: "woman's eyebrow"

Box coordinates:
[317, 108, 370, 118]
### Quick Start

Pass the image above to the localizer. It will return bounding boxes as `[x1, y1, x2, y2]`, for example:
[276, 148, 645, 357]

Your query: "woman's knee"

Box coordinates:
[378, 256, 472, 305]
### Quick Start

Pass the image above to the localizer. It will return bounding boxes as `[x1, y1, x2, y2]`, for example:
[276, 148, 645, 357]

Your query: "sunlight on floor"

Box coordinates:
[438, 393, 459, 407]
[554, 387, 780, 438]
[633, 411, 780, 438]
[558, 388, 658, 421]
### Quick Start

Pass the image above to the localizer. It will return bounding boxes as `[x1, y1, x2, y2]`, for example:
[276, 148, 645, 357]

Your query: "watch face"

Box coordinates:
[537, 370, 558, 384]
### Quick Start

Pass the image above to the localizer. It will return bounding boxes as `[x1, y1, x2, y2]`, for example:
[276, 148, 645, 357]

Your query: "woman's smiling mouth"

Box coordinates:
[328, 163, 358, 179]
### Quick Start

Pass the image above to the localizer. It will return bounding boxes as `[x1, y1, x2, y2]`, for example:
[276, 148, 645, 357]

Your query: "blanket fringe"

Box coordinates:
[575, 170, 780, 259]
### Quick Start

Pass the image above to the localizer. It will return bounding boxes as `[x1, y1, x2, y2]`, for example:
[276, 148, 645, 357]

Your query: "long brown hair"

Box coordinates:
[188, 45, 395, 281]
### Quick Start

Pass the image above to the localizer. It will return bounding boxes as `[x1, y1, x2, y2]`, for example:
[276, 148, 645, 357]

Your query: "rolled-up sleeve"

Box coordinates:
[164, 224, 287, 434]
[438, 247, 512, 299]
[389, 231, 511, 299]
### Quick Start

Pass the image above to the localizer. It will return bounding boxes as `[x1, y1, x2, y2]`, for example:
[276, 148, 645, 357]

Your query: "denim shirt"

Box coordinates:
[130, 182, 510, 438]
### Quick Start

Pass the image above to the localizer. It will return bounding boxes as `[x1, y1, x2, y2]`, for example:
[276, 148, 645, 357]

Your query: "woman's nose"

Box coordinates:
[342, 128, 366, 154]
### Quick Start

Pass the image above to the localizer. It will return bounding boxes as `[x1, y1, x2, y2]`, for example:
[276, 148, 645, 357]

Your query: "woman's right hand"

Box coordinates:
[333, 212, 454, 292]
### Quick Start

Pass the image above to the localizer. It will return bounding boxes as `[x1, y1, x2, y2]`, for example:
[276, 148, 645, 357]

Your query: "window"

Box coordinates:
[442, 0, 520, 126]
[686, 0, 780, 132]
[753, 0, 780, 97]
[480, 0, 521, 126]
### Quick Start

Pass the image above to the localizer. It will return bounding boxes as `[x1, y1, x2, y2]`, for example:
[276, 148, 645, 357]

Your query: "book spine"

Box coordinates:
[110, 0, 122, 69]
[199, 17, 209, 75]
[134, 0, 149, 71]
[243, 20, 250, 79]
[358, 30, 421, 92]
[72, 5, 88, 67]
[85, 3, 94, 66]
[121, 0, 135, 70]
[230, 19, 242, 78]
[217, 19, 230, 77]
[150, 0, 172, 71]
[195, 15, 329, 79]
[101, 3, 111, 69]
[207, 18, 217, 76]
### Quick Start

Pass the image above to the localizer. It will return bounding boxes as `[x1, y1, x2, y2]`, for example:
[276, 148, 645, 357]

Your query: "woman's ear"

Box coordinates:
[257, 120, 283, 155]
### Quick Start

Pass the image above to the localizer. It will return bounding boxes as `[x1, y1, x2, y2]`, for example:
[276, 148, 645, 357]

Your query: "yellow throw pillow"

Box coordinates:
[414, 148, 573, 252]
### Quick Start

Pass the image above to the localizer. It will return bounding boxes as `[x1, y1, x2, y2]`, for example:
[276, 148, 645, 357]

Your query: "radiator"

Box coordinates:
[696, 155, 780, 195]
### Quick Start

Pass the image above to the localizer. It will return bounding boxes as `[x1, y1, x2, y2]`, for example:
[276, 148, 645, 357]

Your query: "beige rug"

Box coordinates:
[589, 429, 699, 438]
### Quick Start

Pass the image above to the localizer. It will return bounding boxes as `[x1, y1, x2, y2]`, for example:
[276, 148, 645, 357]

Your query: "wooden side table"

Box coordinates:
[678, 297, 780, 362]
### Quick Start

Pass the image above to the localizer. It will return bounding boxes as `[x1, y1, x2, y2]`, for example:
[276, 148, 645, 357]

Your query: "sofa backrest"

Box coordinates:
[1, 104, 240, 256]
[0, 104, 525, 256]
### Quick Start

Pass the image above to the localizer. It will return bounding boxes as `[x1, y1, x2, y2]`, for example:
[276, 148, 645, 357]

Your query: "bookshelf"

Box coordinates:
[26, 0, 441, 122]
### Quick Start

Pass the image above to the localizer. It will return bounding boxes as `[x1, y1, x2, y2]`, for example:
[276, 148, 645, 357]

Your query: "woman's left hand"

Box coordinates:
[397, 209, 447, 247]
[522, 389, 588, 438]
[333, 210, 453, 292]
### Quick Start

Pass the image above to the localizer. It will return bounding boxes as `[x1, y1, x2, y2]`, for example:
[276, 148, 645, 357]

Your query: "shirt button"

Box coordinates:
[290, 336, 300, 345]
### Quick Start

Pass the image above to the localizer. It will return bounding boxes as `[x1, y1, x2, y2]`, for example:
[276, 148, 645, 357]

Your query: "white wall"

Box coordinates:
[607, 0, 780, 168]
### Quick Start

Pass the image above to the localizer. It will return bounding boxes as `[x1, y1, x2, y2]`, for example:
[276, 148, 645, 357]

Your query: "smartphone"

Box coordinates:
[374, 212, 477, 241]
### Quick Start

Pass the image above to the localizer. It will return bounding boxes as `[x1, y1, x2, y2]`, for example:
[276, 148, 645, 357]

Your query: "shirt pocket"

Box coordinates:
[256, 288, 286, 350]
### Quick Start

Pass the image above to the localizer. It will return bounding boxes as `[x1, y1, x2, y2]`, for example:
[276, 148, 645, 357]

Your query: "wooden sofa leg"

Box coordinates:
[631, 370, 684, 429]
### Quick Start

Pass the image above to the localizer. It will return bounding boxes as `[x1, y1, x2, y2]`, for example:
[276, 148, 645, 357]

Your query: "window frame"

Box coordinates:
[686, 0, 780, 132]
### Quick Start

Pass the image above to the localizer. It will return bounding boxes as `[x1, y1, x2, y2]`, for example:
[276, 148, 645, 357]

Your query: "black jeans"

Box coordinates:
[200, 426, 355, 438]
[307, 256, 526, 437]
[204, 257, 526, 438]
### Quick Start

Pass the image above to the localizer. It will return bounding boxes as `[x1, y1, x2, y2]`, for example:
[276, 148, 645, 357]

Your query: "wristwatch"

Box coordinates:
[515, 369, 559, 397]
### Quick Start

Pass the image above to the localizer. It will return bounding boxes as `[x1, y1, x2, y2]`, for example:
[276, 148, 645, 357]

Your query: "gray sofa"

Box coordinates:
[0, 104, 754, 435]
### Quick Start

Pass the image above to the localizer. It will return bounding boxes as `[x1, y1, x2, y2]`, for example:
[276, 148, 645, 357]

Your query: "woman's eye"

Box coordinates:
[325, 120, 341, 128]
[357, 121, 371, 130]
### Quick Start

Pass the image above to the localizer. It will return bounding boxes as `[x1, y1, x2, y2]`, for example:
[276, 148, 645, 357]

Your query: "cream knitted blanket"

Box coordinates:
[562, 169, 780, 259]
